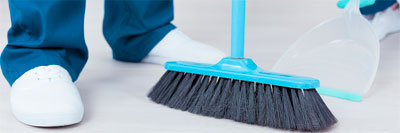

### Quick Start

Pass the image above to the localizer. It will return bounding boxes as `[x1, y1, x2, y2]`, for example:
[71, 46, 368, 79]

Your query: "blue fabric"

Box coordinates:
[360, 0, 397, 15]
[2, 0, 175, 85]
[103, 0, 176, 62]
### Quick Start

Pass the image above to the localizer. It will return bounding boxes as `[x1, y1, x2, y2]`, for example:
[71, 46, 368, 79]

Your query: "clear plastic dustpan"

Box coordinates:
[272, 0, 380, 102]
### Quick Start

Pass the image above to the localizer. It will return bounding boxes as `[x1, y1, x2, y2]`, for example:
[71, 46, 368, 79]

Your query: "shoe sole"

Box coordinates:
[13, 111, 83, 127]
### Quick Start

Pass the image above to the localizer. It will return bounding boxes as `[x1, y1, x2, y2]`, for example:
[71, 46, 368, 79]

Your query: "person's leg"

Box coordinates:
[3, 0, 87, 127]
[360, 0, 397, 15]
[103, 0, 176, 62]
[363, 1, 400, 40]
[2, 0, 88, 85]
[103, 0, 226, 65]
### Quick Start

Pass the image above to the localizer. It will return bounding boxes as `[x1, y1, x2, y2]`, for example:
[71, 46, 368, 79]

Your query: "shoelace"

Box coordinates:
[33, 66, 65, 82]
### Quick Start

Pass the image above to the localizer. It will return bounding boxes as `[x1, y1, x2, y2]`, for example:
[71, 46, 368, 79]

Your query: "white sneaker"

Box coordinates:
[370, 6, 400, 40]
[142, 29, 227, 65]
[10, 65, 84, 127]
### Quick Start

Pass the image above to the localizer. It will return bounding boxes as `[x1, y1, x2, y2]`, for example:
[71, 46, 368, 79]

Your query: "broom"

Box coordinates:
[148, 0, 337, 131]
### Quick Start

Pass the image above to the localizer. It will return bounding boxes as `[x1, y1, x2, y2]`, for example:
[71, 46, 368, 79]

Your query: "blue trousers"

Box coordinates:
[2, 0, 176, 85]
[361, 0, 398, 15]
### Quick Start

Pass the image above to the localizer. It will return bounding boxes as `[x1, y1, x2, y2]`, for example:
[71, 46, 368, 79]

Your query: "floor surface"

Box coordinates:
[0, 0, 399, 132]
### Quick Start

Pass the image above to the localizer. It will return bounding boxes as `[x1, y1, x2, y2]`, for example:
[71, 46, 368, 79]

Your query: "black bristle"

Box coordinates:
[297, 89, 315, 130]
[304, 89, 323, 130]
[272, 86, 284, 128]
[152, 72, 180, 103]
[158, 72, 184, 105]
[203, 78, 226, 116]
[187, 76, 211, 114]
[310, 89, 337, 126]
[148, 71, 177, 102]
[245, 82, 256, 124]
[256, 83, 267, 125]
[179, 75, 204, 111]
[281, 87, 296, 129]
[148, 71, 170, 98]
[198, 77, 219, 114]
[225, 80, 241, 120]
[148, 70, 337, 131]
[264, 84, 277, 127]
[209, 79, 232, 118]
[289, 89, 306, 130]
[238, 81, 249, 122]
[167, 73, 197, 108]
[256, 84, 276, 127]
[308, 90, 328, 129]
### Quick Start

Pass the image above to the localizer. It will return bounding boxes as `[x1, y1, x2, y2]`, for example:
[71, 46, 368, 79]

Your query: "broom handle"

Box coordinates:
[231, 0, 246, 58]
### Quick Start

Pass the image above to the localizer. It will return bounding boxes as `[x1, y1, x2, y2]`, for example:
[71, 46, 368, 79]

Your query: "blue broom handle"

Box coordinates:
[231, 0, 246, 58]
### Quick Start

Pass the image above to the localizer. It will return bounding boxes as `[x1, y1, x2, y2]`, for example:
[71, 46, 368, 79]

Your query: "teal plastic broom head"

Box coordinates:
[165, 57, 319, 89]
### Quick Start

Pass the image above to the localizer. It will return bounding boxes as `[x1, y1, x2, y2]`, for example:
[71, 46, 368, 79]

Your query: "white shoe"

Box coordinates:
[142, 29, 227, 65]
[370, 6, 400, 40]
[10, 65, 84, 127]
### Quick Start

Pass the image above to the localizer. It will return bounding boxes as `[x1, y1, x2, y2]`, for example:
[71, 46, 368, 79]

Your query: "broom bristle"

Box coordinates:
[148, 70, 337, 131]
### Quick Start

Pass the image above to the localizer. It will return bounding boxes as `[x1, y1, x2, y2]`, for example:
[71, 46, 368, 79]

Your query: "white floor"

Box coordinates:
[0, 0, 399, 132]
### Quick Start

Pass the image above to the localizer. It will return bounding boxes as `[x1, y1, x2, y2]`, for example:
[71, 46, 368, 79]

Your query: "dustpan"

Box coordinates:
[272, 0, 380, 102]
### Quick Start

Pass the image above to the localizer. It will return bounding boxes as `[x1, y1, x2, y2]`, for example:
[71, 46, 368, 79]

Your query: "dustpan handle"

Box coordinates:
[344, 0, 361, 15]
[231, 0, 246, 58]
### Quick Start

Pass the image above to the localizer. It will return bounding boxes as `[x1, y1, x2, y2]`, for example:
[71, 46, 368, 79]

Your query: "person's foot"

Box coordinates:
[370, 3, 400, 40]
[142, 29, 227, 65]
[10, 65, 84, 127]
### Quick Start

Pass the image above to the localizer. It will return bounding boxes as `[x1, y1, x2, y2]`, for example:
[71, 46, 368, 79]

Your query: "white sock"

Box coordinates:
[142, 29, 227, 65]
[370, 7, 400, 40]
